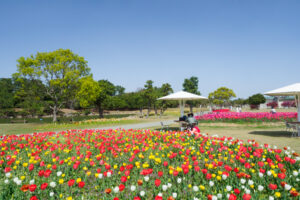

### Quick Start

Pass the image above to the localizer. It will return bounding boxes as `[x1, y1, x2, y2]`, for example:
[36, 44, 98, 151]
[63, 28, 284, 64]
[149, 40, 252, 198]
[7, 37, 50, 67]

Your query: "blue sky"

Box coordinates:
[0, 0, 299, 98]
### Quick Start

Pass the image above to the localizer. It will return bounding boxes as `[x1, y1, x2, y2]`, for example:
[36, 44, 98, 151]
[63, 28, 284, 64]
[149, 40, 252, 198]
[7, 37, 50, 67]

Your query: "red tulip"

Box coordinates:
[155, 179, 161, 187]
[30, 196, 38, 200]
[158, 171, 163, 177]
[29, 184, 37, 192]
[68, 179, 75, 187]
[121, 176, 127, 183]
[269, 183, 277, 190]
[40, 183, 48, 190]
[119, 184, 125, 191]
[242, 194, 251, 200]
[78, 181, 85, 188]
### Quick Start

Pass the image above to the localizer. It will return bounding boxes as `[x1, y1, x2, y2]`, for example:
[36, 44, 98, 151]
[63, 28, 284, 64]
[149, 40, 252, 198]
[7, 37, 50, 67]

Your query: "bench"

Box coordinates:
[11, 119, 28, 123]
[160, 122, 169, 131]
[285, 122, 298, 137]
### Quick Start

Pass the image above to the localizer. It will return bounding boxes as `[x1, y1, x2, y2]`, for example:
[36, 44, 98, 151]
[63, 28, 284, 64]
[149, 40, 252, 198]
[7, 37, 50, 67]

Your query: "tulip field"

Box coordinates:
[0, 129, 299, 200]
[195, 112, 297, 123]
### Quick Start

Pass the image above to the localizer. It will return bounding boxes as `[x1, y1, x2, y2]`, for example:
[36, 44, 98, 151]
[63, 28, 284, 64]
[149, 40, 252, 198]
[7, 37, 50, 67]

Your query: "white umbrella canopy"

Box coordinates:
[264, 83, 300, 136]
[158, 91, 207, 117]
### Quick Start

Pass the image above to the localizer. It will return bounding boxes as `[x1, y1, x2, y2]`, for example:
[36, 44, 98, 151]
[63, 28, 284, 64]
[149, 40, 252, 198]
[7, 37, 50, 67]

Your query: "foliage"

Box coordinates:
[0, 78, 15, 109]
[248, 94, 266, 106]
[143, 80, 156, 117]
[14, 49, 91, 122]
[208, 87, 236, 106]
[0, 130, 299, 199]
[231, 98, 247, 106]
[76, 76, 101, 108]
[96, 80, 117, 118]
[266, 101, 278, 108]
[282, 101, 296, 108]
[183, 76, 201, 112]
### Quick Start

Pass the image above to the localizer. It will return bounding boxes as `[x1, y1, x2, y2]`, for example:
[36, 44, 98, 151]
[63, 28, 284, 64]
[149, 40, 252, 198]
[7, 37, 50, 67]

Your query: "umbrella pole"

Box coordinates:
[180, 100, 184, 117]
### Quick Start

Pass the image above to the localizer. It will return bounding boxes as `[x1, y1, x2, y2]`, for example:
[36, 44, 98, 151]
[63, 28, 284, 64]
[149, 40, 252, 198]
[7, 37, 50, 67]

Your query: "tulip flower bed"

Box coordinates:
[195, 112, 297, 123]
[0, 129, 299, 200]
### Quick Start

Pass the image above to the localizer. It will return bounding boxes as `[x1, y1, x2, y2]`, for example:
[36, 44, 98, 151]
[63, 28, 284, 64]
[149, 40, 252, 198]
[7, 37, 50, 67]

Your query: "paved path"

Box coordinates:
[93, 118, 176, 130]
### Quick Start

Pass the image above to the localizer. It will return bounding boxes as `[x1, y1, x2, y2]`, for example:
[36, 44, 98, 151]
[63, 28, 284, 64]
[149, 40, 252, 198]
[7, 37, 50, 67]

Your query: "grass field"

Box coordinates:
[152, 122, 300, 153]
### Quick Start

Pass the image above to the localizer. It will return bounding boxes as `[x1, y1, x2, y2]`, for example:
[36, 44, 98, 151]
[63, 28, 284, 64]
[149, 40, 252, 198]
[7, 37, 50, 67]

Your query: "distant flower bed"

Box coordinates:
[74, 118, 129, 125]
[212, 109, 230, 113]
[195, 112, 297, 122]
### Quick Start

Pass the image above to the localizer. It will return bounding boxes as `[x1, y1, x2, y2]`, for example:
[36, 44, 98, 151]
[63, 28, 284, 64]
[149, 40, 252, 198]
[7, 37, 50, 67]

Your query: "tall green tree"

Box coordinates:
[156, 83, 173, 116]
[183, 76, 201, 113]
[96, 80, 116, 118]
[248, 93, 266, 109]
[143, 80, 156, 118]
[14, 49, 91, 122]
[208, 87, 236, 107]
[76, 76, 101, 108]
[0, 78, 15, 109]
[14, 78, 46, 117]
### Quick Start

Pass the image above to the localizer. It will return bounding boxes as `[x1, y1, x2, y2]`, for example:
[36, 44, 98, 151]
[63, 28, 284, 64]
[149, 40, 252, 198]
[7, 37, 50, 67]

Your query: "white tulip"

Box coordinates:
[177, 178, 182, 183]
[293, 171, 298, 176]
[209, 181, 214, 187]
[172, 193, 177, 198]
[107, 172, 111, 177]
[222, 174, 227, 180]
[144, 176, 149, 182]
[269, 196, 274, 200]
[267, 171, 272, 176]
[158, 193, 163, 197]
[284, 184, 292, 190]
[50, 182, 56, 188]
[248, 180, 254, 185]
[98, 173, 103, 179]
[258, 185, 264, 191]
[140, 191, 145, 196]
[226, 185, 232, 191]
[50, 192, 54, 197]
[217, 193, 222, 199]
[212, 195, 217, 200]
[240, 179, 246, 184]
[167, 183, 172, 188]
[259, 172, 264, 178]
[29, 179, 35, 184]
[130, 185, 136, 191]
[113, 186, 119, 193]
[4, 179, 9, 184]
[193, 186, 199, 192]
[57, 171, 62, 177]
[162, 185, 168, 191]
[5, 173, 11, 178]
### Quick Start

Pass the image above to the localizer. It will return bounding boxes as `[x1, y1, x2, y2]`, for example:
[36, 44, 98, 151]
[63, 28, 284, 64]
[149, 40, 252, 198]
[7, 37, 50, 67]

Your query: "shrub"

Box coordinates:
[266, 101, 278, 108]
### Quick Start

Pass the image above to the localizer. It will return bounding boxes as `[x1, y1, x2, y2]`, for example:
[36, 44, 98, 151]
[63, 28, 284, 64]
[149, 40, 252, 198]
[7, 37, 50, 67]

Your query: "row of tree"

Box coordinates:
[0, 49, 275, 122]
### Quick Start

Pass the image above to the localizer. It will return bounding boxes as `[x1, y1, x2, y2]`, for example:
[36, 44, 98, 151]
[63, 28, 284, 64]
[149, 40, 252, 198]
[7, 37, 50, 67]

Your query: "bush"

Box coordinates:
[250, 104, 259, 109]
[266, 101, 278, 108]
[248, 94, 266, 106]
[282, 101, 296, 108]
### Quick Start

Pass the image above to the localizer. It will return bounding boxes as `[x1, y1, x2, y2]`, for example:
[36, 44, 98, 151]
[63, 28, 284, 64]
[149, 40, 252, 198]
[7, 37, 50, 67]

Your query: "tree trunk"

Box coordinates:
[139, 107, 143, 117]
[147, 102, 150, 118]
[53, 105, 57, 122]
[154, 105, 158, 116]
[98, 104, 104, 118]
[189, 104, 193, 113]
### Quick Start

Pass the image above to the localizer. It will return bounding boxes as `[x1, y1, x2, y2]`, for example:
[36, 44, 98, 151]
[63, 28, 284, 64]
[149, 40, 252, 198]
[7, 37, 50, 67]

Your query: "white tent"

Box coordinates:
[158, 91, 208, 117]
[264, 83, 300, 136]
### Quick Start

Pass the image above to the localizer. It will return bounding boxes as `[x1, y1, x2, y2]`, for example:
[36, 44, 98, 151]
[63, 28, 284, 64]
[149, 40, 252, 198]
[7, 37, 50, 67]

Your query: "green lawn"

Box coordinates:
[152, 122, 300, 153]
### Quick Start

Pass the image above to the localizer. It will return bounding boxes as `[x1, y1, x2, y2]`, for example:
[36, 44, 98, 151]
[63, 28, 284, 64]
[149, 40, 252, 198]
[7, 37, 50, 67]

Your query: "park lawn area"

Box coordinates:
[0, 115, 174, 135]
[152, 122, 300, 153]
